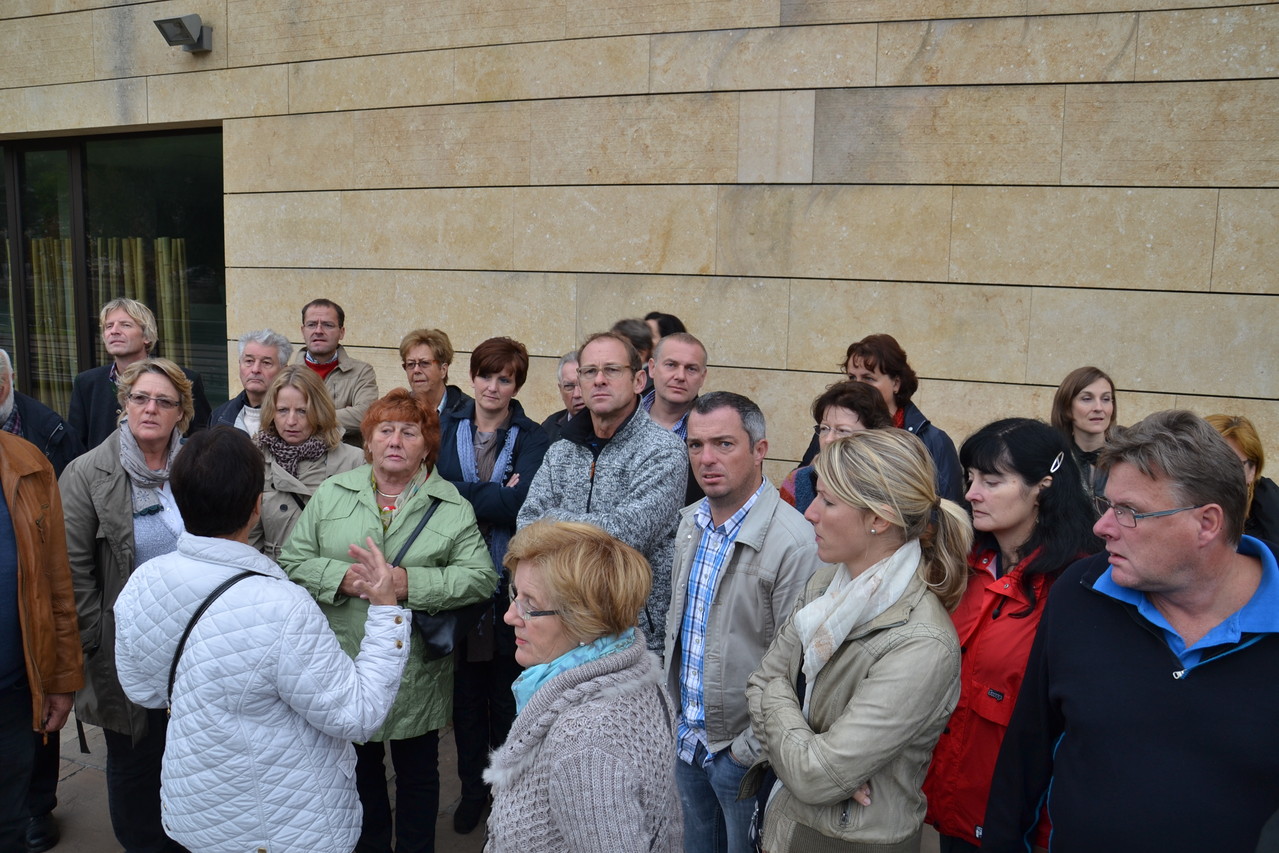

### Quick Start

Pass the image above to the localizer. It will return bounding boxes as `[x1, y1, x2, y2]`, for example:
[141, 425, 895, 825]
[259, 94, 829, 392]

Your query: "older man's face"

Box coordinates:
[1094, 461, 1206, 594]
[558, 361, 584, 416]
[239, 342, 284, 405]
[0, 368, 11, 408]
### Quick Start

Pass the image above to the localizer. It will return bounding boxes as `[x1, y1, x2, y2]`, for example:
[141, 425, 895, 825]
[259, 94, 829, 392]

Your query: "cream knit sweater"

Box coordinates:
[484, 634, 682, 852]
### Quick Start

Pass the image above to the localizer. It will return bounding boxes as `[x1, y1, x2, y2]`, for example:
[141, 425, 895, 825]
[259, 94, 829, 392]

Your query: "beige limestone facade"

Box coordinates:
[3, 0, 1276, 481]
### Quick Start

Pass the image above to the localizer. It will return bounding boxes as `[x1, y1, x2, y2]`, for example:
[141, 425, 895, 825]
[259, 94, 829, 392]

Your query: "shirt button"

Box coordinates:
[396, 640, 403, 649]
[394, 616, 403, 625]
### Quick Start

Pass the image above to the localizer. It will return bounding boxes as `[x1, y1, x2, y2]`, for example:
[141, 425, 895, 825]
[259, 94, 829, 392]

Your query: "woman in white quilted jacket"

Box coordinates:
[113, 427, 411, 853]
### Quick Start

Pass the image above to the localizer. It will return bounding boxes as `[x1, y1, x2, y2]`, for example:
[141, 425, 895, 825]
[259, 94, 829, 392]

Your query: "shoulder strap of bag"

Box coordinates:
[392, 497, 442, 567]
[167, 570, 256, 710]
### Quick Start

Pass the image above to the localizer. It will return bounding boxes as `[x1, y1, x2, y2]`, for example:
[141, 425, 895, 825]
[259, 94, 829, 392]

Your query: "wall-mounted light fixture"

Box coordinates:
[153, 14, 212, 53]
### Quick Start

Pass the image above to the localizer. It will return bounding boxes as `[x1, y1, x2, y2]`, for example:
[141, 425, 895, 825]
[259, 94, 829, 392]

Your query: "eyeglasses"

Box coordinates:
[575, 364, 632, 382]
[125, 392, 180, 411]
[507, 586, 560, 619]
[1094, 496, 1204, 528]
[303, 321, 339, 331]
[402, 359, 438, 371]
[813, 424, 860, 440]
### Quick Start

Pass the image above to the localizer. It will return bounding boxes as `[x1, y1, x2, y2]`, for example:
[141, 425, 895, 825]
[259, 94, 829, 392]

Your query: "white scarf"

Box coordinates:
[792, 539, 922, 717]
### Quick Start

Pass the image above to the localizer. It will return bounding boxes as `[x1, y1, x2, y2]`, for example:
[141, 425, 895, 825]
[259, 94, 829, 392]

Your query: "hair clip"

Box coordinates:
[1049, 451, 1064, 474]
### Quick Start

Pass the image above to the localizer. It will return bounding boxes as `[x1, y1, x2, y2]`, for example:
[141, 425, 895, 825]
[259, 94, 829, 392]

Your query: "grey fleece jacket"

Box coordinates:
[517, 402, 687, 652]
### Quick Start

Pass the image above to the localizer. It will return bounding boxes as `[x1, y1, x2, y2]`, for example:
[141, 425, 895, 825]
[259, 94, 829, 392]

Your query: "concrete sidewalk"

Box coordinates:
[46, 714, 488, 853]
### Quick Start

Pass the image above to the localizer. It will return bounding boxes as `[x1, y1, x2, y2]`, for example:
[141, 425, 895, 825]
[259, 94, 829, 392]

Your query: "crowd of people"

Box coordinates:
[0, 294, 1276, 853]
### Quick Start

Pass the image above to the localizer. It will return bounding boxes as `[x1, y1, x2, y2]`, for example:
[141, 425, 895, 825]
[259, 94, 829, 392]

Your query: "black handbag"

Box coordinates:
[393, 497, 489, 661]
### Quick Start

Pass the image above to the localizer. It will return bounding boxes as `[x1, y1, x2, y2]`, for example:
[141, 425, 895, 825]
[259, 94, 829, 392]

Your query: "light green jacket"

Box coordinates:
[280, 464, 495, 740]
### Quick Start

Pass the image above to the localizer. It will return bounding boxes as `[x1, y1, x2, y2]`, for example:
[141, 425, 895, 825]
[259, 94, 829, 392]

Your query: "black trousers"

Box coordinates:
[27, 729, 59, 816]
[354, 731, 440, 853]
[451, 645, 520, 804]
[102, 710, 187, 853]
[0, 683, 35, 853]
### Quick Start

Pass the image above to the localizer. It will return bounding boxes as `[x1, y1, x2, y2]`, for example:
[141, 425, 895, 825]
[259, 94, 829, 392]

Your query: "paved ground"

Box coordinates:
[47, 712, 942, 853]
[45, 713, 488, 853]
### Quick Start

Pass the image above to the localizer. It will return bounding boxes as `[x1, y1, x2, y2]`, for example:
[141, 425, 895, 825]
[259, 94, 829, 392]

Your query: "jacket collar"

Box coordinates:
[561, 396, 645, 447]
[176, 532, 285, 579]
[679, 477, 780, 552]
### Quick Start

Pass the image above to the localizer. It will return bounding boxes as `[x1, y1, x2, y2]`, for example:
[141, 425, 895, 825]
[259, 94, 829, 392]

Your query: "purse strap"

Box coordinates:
[167, 570, 256, 710]
[391, 497, 442, 567]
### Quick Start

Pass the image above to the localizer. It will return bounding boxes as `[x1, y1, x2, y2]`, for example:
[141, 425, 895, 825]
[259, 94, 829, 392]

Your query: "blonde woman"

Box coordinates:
[1206, 414, 1278, 543]
[252, 366, 364, 559]
[485, 520, 681, 852]
[746, 429, 972, 852]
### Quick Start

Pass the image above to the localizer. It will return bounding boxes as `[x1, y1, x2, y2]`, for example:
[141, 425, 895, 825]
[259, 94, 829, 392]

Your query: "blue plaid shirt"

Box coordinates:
[676, 482, 766, 765]
[641, 389, 690, 441]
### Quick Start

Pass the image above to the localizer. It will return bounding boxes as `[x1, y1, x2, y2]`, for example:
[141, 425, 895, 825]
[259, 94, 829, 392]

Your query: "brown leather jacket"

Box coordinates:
[0, 431, 83, 728]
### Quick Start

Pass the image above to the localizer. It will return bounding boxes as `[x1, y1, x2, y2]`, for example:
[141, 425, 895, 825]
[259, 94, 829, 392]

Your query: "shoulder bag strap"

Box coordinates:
[167, 570, 257, 710]
[391, 497, 442, 567]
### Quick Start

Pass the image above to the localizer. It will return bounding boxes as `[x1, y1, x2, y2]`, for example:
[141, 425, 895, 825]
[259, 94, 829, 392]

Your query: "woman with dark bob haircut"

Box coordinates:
[803, 334, 963, 502]
[434, 337, 551, 833]
[923, 418, 1101, 851]
[484, 520, 681, 851]
[782, 380, 892, 513]
[281, 388, 494, 853]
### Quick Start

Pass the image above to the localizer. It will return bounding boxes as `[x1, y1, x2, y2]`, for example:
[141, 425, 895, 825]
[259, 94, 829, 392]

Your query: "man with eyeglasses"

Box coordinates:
[539, 350, 584, 444]
[984, 410, 1279, 853]
[209, 329, 291, 434]
[518, 331, 687, 653]
[294, 299, 378, 445]
[68, 297, 212, 451]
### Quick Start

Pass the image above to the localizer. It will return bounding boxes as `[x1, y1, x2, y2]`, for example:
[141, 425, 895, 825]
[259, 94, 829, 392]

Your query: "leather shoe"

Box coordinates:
[452, 797, 486, 834]
[26, 813, 59, 853]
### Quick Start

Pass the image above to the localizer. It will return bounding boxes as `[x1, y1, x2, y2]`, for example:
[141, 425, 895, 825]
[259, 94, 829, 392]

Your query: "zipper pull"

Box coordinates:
[1173, 669, 1186, 680]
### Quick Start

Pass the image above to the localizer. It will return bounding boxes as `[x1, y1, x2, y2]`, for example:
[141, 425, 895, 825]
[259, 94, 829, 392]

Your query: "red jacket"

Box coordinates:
[923, 547, 1052, 847]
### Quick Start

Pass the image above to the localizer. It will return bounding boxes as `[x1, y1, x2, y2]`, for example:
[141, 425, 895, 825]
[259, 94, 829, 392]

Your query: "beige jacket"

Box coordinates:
[252, 443, 365, 560]
[294, 346, 378, 443]
[746, 564, 960, 849]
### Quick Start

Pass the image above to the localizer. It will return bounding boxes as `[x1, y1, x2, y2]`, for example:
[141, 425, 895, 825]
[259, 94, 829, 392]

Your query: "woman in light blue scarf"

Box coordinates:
[484, 520, 682, 853]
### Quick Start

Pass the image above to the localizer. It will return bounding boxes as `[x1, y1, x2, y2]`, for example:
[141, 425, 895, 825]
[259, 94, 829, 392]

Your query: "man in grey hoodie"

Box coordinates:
[518, 331, 687, 652]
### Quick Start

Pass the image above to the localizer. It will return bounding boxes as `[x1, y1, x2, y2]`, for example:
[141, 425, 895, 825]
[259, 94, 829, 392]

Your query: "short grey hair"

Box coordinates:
[0, 349, 11, 377]
[556, 350, 579, 381]
[654, 332, 707, 367]
[237, 329, 292, 364]
[692, 391, 766, 446]
[1099, 410, 1248, 544]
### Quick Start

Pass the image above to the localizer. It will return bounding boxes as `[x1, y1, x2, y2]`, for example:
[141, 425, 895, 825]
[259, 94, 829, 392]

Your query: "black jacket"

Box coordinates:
[983, 544, 1279, 853]
[209, 389, 249, 429]
[10, 391, 84, 476]
[435, 398, 550, 530]
[68, 363, 212, 451]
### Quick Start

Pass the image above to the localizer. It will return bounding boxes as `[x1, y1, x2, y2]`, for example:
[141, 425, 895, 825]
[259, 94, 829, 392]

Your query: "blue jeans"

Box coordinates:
[676, 740, 756, 853]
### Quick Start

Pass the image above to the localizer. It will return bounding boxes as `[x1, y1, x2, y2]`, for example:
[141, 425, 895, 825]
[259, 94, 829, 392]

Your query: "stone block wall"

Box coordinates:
[3, 0, 1276, 480]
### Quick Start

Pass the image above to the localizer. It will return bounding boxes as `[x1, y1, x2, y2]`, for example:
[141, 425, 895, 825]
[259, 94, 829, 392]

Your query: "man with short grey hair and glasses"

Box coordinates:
[984, 410, 1279, 853]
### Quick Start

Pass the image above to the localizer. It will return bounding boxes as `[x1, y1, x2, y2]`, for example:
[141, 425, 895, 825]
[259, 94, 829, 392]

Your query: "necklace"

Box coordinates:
[376, 487, 403, 498]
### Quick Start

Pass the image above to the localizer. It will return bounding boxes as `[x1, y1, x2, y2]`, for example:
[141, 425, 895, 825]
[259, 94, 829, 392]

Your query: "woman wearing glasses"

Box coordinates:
[923, 418, 1100, 852]
[60, 358, 198, 852]
[399, 328, 472, 423]
[1205, 414, 1279, 544]
[781, 381, 892, 513]
[485, 520, 682, 852]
